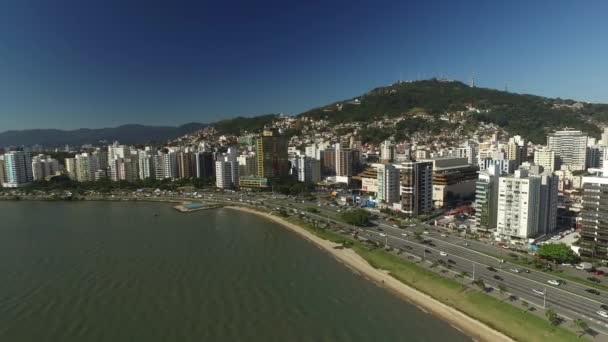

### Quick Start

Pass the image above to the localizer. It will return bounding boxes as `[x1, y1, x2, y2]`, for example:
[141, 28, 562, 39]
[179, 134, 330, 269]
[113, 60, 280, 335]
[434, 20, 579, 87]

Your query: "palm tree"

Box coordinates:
[573, 319, 589, 338]
[473, 278, 486, 291]
[521, 300, 529, 312]
[545, 308, 560, 326]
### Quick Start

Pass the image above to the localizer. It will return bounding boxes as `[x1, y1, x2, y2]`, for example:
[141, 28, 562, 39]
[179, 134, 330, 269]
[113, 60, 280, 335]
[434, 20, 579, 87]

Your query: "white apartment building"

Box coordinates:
[547, 129, 588, 171]
[215, 160, 239, 189]
[376, 163, 400, 204]
[533, 148, 557, 173]
[296, 155, 321, 183]
[2, 151, 33, 188]
[75, 153, 98, 182]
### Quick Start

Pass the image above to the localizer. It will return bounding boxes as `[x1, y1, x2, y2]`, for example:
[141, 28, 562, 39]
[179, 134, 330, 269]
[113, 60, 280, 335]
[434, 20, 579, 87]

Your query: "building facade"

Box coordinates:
[547, 129, 588, 171]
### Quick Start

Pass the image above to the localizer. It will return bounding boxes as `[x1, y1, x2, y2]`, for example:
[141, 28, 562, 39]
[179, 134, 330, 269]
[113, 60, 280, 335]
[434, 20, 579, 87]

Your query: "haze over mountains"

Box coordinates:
[2, 79, 608, 147]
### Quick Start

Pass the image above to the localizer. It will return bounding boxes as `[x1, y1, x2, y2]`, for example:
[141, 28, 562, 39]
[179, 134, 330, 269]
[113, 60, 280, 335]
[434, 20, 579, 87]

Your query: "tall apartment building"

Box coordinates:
[547, 129, 588, 171]
[31, 154, 59, 181]
[320, 149, 336, 176]
[138, 151, 156, 180]
[0, 156, 6, 185]
[2, 151, 33, 187]
[479, 157, 516, 175]
[256, 127, 289, 179]
[496, 166, 558, 240]
[505, 135, 527, 167]
[237, 154, 258, 177]
[380, 139, 395, 163]
[579, 166, 608, 258]
[457, 141, 478, 165]
[75, 153, 98, 182]
[195, 151, 215, 179]
[110, 158, 138, 182]
[65, 157, 77, 180]
[177, 151, 195, 179]
[154, 151, 178, 180]
[474, 164, 500, 231]
[587, 144, 606, 169]
[396, 161, 433, 216]
[335, 143, 354, 177]
[215, 160, 239, 189]
[534, 148, 558, 173]
[376, 163, 400, 205]
[296, 155, 321, 183]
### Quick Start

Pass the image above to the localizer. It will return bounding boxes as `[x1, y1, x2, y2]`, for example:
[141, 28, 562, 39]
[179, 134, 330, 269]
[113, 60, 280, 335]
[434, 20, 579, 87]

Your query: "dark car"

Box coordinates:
[487, 266, 497, 272]
[447, 259, 456, 264]
[493, 275, 503, 281]
[588, 277, 601, 283]
[377, 227, 384, 231]
[586, 288, 601, 295]
[424, 249, 432, 254]
[601, 304, 608, 311]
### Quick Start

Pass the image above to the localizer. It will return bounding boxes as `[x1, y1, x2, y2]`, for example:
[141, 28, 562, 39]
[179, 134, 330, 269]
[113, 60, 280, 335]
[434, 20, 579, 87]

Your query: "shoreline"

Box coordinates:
[226, 205, 513, 342]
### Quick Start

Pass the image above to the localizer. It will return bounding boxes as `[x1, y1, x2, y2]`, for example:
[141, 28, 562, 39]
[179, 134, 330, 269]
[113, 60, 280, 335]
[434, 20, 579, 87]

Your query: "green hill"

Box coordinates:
[298, 79, 607, 144]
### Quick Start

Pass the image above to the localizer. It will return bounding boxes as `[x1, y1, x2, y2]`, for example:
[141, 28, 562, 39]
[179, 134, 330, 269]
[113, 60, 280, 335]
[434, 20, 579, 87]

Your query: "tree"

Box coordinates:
[472, 279, 486, 291]
[340, 209, 371, 226]
[573, 318, 589, 338]
[521, 300, 529, 312]
[545, 308, 560, 326]
[538, 243, 578, 264]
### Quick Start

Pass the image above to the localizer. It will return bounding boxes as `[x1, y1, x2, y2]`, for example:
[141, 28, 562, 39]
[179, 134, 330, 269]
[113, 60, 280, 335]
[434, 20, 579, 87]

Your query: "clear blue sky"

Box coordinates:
[1, 0, 607, 131]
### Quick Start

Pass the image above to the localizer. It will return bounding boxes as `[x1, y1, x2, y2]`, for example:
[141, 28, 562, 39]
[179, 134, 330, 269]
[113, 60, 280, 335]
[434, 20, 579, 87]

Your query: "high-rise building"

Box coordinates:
[534, 148, 558, 173]
[496, 166, 558, 240]
[380, 139, 395, 163]
[335, 143, 354, 177]
[215, 160, 239, 189]
[2, 151, 33, 188]
[505, 135, 527, 167]
[547, 129, 588, 171]
[457, 141, 478, 165]
[601, 127, 608, 147]
[108, 142, 130, 163]
[237, 154, 258, 177]
[579, 166, 608, 258]
[586, 145, 606, 169]
[0, 156, 6, 185]
[195, 151, 215, 179]
[296, 155, 321, 183]
[110, 158, 138, 182]
[376, 163, 400, 205]
[320, 149, 336, 176]
[478, 157, 516, 175]
[256, 127, 289, 179]
[65, 157, 77, 180]
[75, 153, 99, 182]
[396, 161, 433, 216]
[31, 154, 59, 181]
[138, 152, 156, 180]
[474, 164, 500, 231]
[177, 151, 195, 179]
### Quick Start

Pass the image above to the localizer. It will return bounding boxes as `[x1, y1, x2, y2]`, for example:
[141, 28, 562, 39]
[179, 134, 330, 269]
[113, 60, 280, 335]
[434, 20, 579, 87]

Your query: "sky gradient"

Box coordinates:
[1, 0, 608, 131]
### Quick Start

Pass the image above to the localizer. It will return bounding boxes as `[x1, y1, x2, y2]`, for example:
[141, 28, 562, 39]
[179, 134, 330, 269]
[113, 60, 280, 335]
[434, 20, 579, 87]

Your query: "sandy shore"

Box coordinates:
[226, 206, 513, 342]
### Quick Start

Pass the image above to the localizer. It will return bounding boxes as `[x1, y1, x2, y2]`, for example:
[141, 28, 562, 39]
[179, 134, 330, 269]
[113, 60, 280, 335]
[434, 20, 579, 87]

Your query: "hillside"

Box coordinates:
[0, 123, 207, 147]
[299, 79, 608, 143]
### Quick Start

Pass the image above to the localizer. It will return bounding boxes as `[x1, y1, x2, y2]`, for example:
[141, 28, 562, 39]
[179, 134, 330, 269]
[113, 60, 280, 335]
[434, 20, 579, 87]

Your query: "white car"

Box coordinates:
[532, 289, 545, 296]
[439, 251, 448, 257]
[379, 233, 387, 237]
[510, 268, 520, 273]
[576, 264, 585, 270]
[598, 310, 608, 319]
[423, 231, 429, 235]
[401, 233, 408, 237]
[440, 234, 447, 237]
[547, 279, 561, 286]
[392, 224, 398, 228]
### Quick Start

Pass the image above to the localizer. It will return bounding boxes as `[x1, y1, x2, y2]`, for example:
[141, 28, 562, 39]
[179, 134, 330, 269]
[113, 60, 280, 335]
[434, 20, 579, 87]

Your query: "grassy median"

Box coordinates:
[286, 216, 580, 342]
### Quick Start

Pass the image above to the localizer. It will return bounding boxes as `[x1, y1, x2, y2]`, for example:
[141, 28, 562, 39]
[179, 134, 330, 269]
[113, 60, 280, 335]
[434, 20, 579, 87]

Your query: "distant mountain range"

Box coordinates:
[3, 79, 608, 147]
[0, 123, 208, 147]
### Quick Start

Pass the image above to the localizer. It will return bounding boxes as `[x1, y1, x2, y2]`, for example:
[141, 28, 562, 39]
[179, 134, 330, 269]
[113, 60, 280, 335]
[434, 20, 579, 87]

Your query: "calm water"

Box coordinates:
[0, 201, 470, 342]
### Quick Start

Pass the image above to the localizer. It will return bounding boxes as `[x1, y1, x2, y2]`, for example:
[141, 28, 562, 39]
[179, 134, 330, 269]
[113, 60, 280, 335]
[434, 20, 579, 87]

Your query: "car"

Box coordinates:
[576, 264, 586, 270]
[424, 249, 432, 254]
[423, 231, 429, 235]
[510, 268, 520, 273]
[598, 310, 608, 319]
[392, 224, 398, 228]
[441, 234, 447, 237]
[588, 277, 601, 283]
[532, 289, 545, 296]
[547, 279, 561, 286]
[463, 242, 469, 247]
[487, 266, 497, 272]
[439, 251, 448, 257]
[447, 259, 456, 264]
[493, 275, 503, 281]
[379, 233, 387, 237]
[377, 228, 384, 231]
[401, 233, 408, 237]
[597, 270, 605, 276]
[404, 245, 413, 250]
[586, 289, 601, 295]
[601, 304, 608, 311]
[561, 263, 572, 267]
[523, 269, 530, 273]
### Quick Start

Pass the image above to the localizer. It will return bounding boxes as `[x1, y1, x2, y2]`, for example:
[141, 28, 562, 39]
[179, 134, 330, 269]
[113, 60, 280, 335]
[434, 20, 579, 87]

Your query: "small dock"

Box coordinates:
[173, 202, 223, 213]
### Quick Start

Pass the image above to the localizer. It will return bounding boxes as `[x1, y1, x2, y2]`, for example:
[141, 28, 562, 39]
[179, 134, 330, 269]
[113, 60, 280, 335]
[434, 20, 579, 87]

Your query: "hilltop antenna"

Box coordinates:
[470, 73, 475, 88]
[504, 83, 508, 92]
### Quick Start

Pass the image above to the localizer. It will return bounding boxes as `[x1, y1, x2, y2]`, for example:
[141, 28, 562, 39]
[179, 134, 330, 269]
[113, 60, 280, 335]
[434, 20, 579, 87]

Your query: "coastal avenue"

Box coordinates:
[193, 192, 608, 336]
